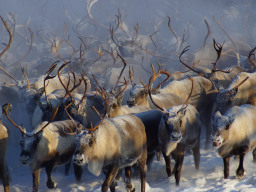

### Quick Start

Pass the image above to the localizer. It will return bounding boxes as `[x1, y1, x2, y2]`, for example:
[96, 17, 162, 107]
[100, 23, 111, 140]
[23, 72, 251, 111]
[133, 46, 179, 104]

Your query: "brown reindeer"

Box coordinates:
[0, 109, 10, 192]
[3, 103, 83, 192]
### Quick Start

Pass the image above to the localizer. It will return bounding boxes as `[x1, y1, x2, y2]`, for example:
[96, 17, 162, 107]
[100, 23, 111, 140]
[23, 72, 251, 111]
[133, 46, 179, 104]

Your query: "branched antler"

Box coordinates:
[0, 16, 13, 58]
[248, 47, 256, 69]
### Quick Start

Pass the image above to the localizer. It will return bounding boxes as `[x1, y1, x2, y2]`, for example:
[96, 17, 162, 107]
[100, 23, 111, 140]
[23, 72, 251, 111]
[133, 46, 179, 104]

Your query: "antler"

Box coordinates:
[143, 62, 170, 92]
[114, 77, 129, 99]
[0, 66, 18, 83]
[84, 74, 108, 132]
[148, 86, 166, 113]
[21, 67, 30, 90]
[44, 61, 59, 105]
[33, 106, 59, 134]
[2, 103, 26, 134]
[228, 76, 249, 93]
[203, 18, 212, 47]
[177, 76, 193, 113]
[0, 16, 13, 58]
[179, 46, 205, 77]
[57, 62, 82, 102]
[115, 52, 127, 87]
[248, 47, 256, 69]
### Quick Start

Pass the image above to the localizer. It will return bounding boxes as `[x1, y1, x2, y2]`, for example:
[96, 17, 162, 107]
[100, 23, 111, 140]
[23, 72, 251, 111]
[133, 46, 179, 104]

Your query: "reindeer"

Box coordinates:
[212, 104, 256, 179]
[0, 109, 10, 192]
[107, 79, 149, 118]
[73, 76, 147, 192]
[2, 103, 83, 192]
[215, 71, 255, 114]
[148, 75, 201, 186]
[127, 63, 183, 110]
[0, 61, 90, 117]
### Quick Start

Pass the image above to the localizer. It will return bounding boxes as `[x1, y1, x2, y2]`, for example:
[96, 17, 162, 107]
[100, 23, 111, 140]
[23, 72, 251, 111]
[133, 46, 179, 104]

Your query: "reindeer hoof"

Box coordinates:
[236, 170, 246, 179]
[47, 179, 57, 189]
[126, 181, 135, 192]
[126, 185, 135, 192]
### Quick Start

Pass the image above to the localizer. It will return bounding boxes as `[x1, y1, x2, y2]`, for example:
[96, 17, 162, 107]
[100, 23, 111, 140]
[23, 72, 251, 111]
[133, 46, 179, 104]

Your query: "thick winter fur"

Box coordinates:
[135, 110, 173, 176]
[158, 76, 215, 149]
[127, 84, 182, 110]
[32, 89, 66, 128]
[158, 104, 201, 185]
[18, 73, 90, 117]
[67, 93, 105, 127]
[212, 104, 256, 179]
[216, 71, 256, 114]
[73, 115, 147, 192]
[107, 93, 149, 118]
[0, 121, 10, 192]
[211, 66, 244, 89]
[18, 120, 82, 192]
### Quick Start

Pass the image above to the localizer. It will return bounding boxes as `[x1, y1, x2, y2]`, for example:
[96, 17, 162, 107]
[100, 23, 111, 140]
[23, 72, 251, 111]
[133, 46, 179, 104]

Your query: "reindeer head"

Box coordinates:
[127, 63, 169, 107]
[163, 106, 187, 143]
[216, 76, 249, 114]
[211, 111, 231, 147]
[73, 130, 95, 166]
[72, 74, 108, 168]
[2, 103, 58, 165]
[127, 84, 147, 107]
[107, 79, 128, 118]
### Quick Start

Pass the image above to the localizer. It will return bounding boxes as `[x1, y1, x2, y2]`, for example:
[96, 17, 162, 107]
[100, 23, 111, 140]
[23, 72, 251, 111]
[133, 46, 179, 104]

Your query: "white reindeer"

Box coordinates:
[212, 104, 256, 179]
[73, 77, 147, 192]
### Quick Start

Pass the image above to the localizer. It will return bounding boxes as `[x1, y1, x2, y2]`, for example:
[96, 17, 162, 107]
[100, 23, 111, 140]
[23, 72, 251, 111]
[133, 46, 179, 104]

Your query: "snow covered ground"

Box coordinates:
[2, 138, 256, 192]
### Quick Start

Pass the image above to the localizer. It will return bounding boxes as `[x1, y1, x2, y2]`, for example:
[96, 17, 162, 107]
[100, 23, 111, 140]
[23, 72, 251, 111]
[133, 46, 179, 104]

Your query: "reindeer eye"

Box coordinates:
[225, 124, 230, 130]
[112, 103, 117, 109]
[89, 138, 94, 146]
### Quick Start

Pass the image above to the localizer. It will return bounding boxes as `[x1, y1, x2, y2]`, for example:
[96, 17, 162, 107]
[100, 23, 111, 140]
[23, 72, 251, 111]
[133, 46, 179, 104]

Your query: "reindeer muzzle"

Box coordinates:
[211, 135, 222, 147]
[73, 153, 86, 166]
[127, 98, 135, 107]
[19, 155, 30, 165]
[170, 132, 182, 143]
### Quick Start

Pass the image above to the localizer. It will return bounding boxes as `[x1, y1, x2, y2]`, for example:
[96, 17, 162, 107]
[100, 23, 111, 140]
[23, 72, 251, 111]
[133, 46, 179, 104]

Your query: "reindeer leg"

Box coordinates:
[173, 150, 185, 186]
[146, 152, 155, 170]
[125, 166, 135, 192]
[45, 161, 57, 189]
[192, 140, 200, 170]
[162, 152, 172, 177]
[223, 156, 230, 179]
[102, 165, 120, 192]
[252, 147, 256, 163]
[73, 163, 83, 182]
[138, 149, 147, 192]
[0, 163, 10, 192]
[32, 169, 41, 192]
[64, 161, 71, 176]
[156, 146, 162, 161]
[236, 146, 249, 179]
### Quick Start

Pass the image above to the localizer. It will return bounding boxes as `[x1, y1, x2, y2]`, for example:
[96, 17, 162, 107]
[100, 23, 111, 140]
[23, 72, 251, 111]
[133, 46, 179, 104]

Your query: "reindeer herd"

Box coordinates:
[1, 15, 256, 192]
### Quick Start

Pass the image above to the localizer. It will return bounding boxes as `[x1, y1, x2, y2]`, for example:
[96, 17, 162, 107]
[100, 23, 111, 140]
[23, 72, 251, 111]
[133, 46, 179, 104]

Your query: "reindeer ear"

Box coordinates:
[151, 86, 160, 94]
[35, 130, 43, 142]
[34, 87, 45, 101]
[38, 101, 46, 111]
[231, 88, 238, 97]
[177, 109, 186, 117]
[117, 94, 124, 105]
